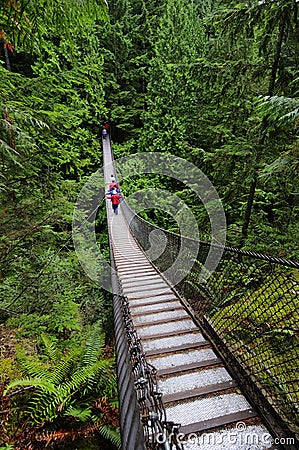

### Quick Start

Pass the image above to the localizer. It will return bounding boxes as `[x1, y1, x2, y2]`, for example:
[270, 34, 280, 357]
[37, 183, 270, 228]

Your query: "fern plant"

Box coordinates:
[256, 94, 299, 129]
[2, 325, 120, 449]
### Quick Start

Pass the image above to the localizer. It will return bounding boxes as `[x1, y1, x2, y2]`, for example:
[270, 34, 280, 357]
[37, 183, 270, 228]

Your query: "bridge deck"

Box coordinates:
[103, 139, 278, 449]
[108, 207, 277, 449]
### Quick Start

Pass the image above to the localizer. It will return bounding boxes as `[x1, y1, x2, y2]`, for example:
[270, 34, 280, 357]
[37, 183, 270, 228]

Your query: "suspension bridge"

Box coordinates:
[102, 137, 299, 450]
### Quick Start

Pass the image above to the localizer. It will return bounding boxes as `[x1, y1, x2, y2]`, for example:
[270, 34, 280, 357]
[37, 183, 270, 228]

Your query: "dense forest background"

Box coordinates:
[0, 0, 298, 448]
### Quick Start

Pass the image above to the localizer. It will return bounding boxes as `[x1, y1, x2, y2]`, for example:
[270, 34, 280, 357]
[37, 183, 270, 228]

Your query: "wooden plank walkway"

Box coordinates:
[103, 141, 279, 449]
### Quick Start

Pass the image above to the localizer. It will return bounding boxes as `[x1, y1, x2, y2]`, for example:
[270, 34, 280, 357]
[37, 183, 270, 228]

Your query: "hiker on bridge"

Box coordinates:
[104, 121, 110, 135]
[102, 127, 108, 139]
[106, 190, 123, 215]
[109, 183, 120, 194]
[108, 175, 120, 193]
[107, 173, 122, 213]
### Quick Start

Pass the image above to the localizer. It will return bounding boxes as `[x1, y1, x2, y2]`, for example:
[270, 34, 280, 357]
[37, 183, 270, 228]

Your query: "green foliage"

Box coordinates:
[0, 2, 118, 449]
[0, 0, 108, 54]
[257, 94, 299, 130]
[2, 324, 119, 448]
[0, 358, 20, 385]
[1, 0, 299, 446]
[140, 0, 207, 155]
[211, 269, 299, 430]
[99, 425, 122, 449]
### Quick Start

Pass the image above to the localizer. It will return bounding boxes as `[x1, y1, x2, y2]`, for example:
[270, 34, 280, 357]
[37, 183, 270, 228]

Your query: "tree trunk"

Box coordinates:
[240, 174, 257, 247]
[268, 12, 286, 97]
[2, 39, 12, 71]
[240, 12, 286, 247]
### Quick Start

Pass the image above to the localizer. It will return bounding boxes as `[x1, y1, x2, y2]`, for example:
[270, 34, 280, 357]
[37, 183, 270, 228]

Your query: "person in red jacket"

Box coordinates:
[106, 191, 123, 215]
[104, 122, 110, 134]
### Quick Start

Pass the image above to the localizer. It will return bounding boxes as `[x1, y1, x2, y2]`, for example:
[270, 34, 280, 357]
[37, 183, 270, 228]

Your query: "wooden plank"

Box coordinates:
[179, 409, 257, 435]
[157, 357, 223, 376]
[134, 315, 191, 328]
[163, 380, 238, 404]
[145, 339, 209, 356]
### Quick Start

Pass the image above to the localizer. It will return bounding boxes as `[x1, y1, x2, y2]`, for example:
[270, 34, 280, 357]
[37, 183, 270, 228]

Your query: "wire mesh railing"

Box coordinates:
[121, 295, 184, 450]
[121, 202, 299, 446]
[113, 292, 146, 450]
[111, 264, 184, 450]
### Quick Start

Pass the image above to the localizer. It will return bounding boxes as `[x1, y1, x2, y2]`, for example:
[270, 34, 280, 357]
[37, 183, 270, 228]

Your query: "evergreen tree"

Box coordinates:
[140, 0, 207, 157]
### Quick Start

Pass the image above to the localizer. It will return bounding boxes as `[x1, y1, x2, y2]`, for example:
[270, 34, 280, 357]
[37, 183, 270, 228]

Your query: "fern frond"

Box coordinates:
[98, 425, 121, 449]
[64, 406, 92, 421]
[50, 349, 80, 385]
[69, 359, 112, 395]
[12, 361, 113, 424]
[102, 372, 118, 398]
[81, 324, 105, 367]
[3, 378, 56, 396]
[16, 351, 52, 382]
[256, 95, 299, 128]
[28, 361, 112, 422]
[27, 385, 72, 423]
[39, 334, 61, 363]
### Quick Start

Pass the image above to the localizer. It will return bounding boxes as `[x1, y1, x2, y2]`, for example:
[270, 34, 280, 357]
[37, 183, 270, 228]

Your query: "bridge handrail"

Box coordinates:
[120, 295, 184, 450]
[120, 199, 299, 447]
[121, 200, 298, 268]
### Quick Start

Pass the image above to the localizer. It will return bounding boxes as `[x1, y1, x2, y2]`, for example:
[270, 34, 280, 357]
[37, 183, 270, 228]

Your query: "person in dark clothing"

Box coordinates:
[102, 127, 108, 139]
